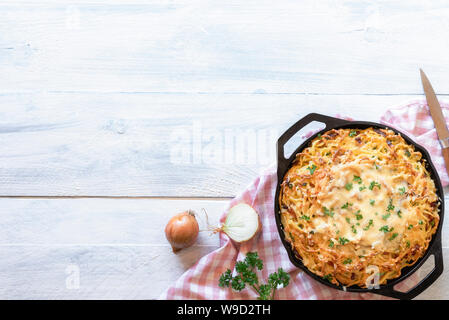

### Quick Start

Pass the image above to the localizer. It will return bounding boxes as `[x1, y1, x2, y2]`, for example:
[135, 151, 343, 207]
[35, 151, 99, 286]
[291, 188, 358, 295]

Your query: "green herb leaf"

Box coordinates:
[322, 206, 335, 217]
[338, 237, 350, 245]
[329, 240, 334, 248]
[219, 252, 290, 300]
[353, 175, 362, 184]
[341, 202, 353, 209]
[345, 182, 353, 191]
[244, 252, 263, 270]
[343, 258, 352, 264]
[323, 274, 333, 282]
[349, 130, 357, 137]
[363, 219, 374, 230]
[379, 225, 394, 233]
[359, 186, 367, 191]
[300, 215, 310, 221]
[257, 284, 272, 300]
[387, 199, 395, 212]
[369, 199, 375, 206]
[219, 269, 233, 288]
[369, 181, 381, 190]
[307, 164, 317, 175]
[398, 187, 406, 195]
[389, 233, 399, 241]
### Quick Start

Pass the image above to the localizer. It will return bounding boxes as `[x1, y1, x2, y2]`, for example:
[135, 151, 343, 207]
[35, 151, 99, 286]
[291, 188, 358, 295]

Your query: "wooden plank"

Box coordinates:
[1, 1, 449, 94]
[0, 198, 224, 246]
[0, 198, 225, 299]
[2, 245, 447, 299]
[0, 92, 437, 197]
[0, 197, 447, 299]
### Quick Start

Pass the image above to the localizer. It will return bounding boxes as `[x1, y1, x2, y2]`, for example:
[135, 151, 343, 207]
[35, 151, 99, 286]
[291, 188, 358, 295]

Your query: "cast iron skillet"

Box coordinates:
[274, 113, 444, 300]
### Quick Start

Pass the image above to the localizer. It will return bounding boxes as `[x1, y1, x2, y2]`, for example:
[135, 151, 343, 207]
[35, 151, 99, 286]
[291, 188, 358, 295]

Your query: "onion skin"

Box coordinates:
[165, 210, 199, 253]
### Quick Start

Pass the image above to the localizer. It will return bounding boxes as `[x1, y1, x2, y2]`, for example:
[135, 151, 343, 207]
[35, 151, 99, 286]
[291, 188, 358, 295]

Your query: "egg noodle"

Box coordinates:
[279, 127, 440, 287]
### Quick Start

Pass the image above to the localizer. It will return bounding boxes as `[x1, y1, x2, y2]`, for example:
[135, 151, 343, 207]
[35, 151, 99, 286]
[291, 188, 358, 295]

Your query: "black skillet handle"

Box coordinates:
[372, 235, 444, 300]
[277, 113, 350, 179]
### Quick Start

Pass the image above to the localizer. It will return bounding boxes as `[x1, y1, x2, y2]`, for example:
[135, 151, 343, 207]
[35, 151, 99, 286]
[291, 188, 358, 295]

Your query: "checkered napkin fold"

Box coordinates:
[159, 100, 449, 300]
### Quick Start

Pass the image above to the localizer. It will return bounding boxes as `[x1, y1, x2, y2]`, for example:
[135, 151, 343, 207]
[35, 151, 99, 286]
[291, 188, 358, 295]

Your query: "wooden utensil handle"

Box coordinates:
[442, 147, 449, 176]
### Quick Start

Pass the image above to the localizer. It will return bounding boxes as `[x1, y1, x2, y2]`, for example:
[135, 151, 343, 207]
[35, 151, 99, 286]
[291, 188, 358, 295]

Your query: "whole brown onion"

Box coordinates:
[165, 210, 199, 252]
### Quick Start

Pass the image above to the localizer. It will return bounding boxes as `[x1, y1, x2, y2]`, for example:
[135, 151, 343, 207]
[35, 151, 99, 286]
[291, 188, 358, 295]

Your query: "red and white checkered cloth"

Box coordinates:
[159, 100, 448, 300]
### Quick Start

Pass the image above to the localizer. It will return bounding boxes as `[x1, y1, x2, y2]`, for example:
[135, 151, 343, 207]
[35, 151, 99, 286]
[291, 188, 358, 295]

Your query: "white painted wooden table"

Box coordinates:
[1, 0, 449, 299]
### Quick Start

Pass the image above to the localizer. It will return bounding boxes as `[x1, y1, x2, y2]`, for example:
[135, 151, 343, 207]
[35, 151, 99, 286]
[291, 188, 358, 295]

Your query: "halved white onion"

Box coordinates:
[221, 203, 261, 243]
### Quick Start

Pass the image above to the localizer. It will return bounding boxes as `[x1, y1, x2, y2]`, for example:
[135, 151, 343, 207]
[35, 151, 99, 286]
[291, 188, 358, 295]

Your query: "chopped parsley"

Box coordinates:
[389, 233, 399, 241]
[300, 215, 310, 221]
[338, 237, 350, 245]
[382, 213, 391, 221]
[363, 219, 374, 230]
[343, 258, 352, 264]
[322, 206, 335, 217]
[406, 241, 411, 248]
[398, 187, 406, 195]
[341, 202, 353, 209]
[355, 213, 363, 220]
[374, 163, 381, 170]
[353, 175, 362, 184]
[369, 181, 381, 190]
[345, 182, 353, 191]
[349, 130, 357, 137]
[359, 186, 367, 191]
[351, 225, 357, 234]
[397, 210, 402, 218]
[408, 224, 413, 230]
[307, 164, 317, 175]
[369, 199, 375, 206]
[345, 217, 351, 223]
[387, 199, 395, 212]
[419, 220, 424, 225]
[328, 240, 334, 248]
[379, 225, 394, 233]
[405, 150, 411, 157]
[323, 274, 333, 282]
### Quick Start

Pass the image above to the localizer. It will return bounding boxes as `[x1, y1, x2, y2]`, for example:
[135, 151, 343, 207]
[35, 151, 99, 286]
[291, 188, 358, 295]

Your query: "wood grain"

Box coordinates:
[2, 1, 449, 300]
[1, 1, 449, 94]
[0, 93, 435, 197]
[0, 198, 225, 299]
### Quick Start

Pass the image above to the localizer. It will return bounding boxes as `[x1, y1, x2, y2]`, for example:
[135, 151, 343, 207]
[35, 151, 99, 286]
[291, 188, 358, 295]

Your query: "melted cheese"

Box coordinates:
[315, 164, 408, 251]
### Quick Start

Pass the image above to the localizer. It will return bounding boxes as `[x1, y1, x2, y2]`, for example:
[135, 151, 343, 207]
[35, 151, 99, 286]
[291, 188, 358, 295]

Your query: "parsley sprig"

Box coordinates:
[219, 252, 290, 300]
